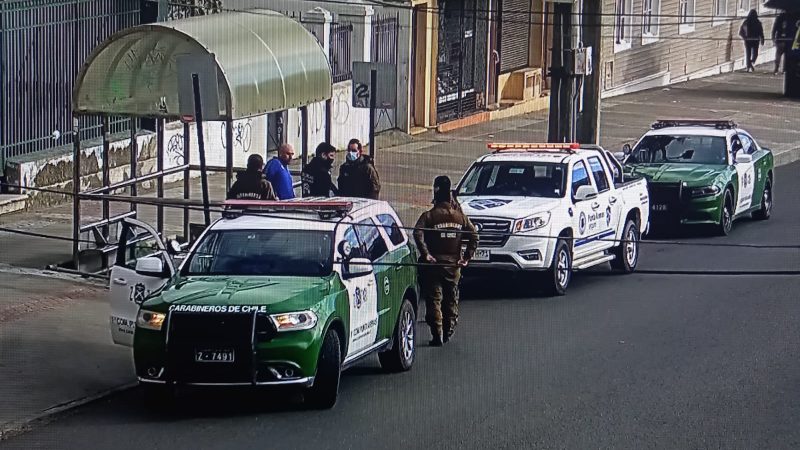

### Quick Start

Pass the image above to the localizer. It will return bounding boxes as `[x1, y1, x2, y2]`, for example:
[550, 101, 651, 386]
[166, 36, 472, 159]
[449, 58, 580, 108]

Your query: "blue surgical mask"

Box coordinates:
[346, 150, 358, 162]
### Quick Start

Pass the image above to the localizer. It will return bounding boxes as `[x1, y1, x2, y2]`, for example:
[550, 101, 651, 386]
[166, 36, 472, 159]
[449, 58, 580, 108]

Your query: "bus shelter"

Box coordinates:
[69, 9, 332, 272]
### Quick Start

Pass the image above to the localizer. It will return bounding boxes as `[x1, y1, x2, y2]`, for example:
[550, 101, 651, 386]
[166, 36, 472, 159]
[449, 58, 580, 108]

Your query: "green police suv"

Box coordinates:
[108, 198, 419, 409]
[619, 120, 775, 235]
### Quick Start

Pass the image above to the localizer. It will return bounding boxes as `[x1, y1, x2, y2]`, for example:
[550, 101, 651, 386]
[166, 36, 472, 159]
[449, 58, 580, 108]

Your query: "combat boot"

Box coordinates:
[429, 329, 443, 347]
[443, 328, 455, 343]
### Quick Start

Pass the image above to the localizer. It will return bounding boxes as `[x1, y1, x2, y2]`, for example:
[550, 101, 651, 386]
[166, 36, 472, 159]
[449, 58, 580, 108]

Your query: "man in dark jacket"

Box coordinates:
[302, 142, 339, 197]
[413, 176, 478, 347]
[227, 154, 278, 200]
[337, 138, 381, 199]
[740, 9, 765, 72]
[773, 11, 797, 74]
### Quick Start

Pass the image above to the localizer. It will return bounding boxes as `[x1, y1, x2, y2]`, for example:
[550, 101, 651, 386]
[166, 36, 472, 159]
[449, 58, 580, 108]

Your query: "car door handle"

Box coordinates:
[609, 196, 617, 205]
[591, 202, 600, 210]
[112, 278, 127, 286]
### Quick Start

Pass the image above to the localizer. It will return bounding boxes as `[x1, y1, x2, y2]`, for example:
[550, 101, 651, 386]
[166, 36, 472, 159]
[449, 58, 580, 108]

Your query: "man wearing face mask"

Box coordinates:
[337, 138, 381, 199]
[302, 142, 339, 197]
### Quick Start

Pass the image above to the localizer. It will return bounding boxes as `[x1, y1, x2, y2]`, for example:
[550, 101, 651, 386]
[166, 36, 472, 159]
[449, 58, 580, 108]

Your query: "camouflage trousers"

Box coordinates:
[420, 265, 461, 338]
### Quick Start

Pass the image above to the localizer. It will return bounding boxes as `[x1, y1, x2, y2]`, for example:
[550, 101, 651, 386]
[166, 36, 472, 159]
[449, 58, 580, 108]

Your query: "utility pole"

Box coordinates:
[576, 0, 602, 144]
[546, 0, 575, 143]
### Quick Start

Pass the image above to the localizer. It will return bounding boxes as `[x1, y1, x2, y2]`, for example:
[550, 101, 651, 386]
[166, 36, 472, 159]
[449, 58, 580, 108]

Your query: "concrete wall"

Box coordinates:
[602, 0, 778, 96]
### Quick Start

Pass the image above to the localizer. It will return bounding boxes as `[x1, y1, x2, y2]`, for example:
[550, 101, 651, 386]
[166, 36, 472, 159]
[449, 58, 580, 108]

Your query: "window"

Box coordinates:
[738, 0, 752, 15]
[642, 0, 660, 43]
[457, 161, 567, 198]
[117, 224, 165, 270]
[377, 214, 406, 247]
[614, 0, 633, 52]
[571, 161, 592, 198]
[737, 133, 758, 154]
[587, 157, 611, 193]
[356, 219, 390, 261]
[679, 0, 695, 34]
[630, 135, 728, 165]
[713, 0, 727, 26]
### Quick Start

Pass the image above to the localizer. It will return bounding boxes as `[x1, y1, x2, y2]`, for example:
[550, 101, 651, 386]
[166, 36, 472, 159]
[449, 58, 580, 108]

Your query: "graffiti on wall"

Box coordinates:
[220, 119, 253, 154]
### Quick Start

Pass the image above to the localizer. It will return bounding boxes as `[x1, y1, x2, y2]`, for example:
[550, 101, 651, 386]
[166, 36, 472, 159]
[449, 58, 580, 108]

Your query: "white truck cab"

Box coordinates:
[456, 143, 650, 295]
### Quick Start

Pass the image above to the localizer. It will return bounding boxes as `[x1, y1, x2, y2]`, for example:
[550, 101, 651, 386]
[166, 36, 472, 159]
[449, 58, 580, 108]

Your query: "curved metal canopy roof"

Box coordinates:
[73, 9, 333, 120]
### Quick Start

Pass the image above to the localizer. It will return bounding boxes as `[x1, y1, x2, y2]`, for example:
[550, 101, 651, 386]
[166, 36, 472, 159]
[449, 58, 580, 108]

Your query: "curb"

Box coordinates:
[0, 382, 137, 441]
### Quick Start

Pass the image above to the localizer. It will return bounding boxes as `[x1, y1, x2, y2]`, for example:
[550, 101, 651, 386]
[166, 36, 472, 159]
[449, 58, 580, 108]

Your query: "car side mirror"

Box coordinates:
[735, 153, 753, 164]
[613, 152, 626, 162]
[135, 256, 167, 278]
[344, 257, 373, 279]
[574, 185, 599, 202]
[167, 239, 183, 255]
[622, 143, 632, 155]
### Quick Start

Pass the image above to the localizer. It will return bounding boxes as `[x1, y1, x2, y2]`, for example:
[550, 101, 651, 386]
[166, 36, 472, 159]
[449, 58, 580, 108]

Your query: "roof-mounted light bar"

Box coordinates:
[651, 119, 738, 130]
[222, 199, 354, 218]
[488, 142, 581, 153]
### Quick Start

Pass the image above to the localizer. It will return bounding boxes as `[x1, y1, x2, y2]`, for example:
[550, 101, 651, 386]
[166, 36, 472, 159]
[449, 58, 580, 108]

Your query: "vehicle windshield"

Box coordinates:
[458, 161, 567, 198]
[629, 135, 728, 165]
[182, 229, 334, 277]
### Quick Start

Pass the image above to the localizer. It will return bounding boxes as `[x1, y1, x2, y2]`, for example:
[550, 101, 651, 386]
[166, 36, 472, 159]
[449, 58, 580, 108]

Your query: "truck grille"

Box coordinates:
[470, 218, 511, 247]
[165, 312, 276, 384]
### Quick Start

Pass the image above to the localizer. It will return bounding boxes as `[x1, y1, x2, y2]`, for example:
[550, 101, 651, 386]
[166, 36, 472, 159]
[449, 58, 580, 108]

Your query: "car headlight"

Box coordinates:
[270, 311, 318, 332]
[136, 309, 166, 331]
[513, 212, 551, 233]
[690, 185, 721, 198]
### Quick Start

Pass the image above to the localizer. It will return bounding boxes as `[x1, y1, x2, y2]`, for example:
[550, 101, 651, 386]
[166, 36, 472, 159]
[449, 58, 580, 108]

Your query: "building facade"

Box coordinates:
[603, 0, 779, 97]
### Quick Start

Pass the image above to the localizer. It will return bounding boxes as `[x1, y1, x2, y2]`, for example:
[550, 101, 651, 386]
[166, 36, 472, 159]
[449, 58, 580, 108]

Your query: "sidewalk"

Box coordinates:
[1, 64, 797, 438]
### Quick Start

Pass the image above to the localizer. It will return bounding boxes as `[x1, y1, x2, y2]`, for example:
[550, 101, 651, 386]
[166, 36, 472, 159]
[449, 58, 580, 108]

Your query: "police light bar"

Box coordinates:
[222, 199, 354, 217]
[488, 142, 581, 153]
[652, 119, 738, 130]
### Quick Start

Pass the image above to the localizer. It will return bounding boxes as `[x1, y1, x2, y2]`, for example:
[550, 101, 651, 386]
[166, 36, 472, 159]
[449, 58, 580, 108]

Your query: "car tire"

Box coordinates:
[716, 190, 734, 236]
[378, 298, 416, 373]
[141, 383, 176, 410]
[752, 177, 772, 220]
[611, 218, 640, 273]
[305, 329, 341, 410]
[543, 238, 571, 296]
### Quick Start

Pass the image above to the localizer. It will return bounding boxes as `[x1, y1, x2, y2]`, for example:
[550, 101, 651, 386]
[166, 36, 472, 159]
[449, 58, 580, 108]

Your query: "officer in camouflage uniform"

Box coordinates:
[413, 176, 478, 346]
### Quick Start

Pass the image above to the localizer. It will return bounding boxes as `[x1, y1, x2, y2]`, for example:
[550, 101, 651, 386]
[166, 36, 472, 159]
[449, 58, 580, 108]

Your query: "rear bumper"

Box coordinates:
[138, 376, 315, 388]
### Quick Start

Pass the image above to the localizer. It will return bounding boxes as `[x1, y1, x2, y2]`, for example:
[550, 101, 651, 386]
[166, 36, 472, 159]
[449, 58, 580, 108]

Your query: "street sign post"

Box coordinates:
[352, 62, 396, 160]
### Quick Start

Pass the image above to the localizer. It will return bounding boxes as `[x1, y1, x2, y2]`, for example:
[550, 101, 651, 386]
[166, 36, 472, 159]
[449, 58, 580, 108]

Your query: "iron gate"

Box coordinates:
[0, 0, 140, 171]
[436, 0, 489, 123]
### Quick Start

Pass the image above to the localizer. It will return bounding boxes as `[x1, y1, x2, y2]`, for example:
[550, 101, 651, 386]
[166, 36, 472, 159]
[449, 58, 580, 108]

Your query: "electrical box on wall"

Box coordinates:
[573, 47, 593, 76]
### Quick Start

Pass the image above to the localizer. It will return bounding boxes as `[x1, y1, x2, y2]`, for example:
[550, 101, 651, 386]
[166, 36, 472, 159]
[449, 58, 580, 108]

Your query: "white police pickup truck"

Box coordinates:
[455, 143, 650, 295]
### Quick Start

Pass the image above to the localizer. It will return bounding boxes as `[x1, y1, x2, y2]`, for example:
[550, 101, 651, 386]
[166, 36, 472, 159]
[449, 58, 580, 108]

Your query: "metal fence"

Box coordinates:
[371, 13, 399, 65]
[330, 22, 353, 83]
[0, 0, 140, 170]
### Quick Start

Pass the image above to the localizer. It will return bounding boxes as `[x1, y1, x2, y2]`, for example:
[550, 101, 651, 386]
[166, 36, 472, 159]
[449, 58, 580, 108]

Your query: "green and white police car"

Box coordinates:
[108, 198, 419, 409]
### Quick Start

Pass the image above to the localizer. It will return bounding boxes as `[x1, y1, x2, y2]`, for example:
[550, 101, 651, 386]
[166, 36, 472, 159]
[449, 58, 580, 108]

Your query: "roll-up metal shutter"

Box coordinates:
[499, 0, 531, 73]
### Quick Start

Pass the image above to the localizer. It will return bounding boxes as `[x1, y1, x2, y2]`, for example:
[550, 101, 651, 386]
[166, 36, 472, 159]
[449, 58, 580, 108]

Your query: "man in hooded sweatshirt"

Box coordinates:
[740, 9, 765, 73]
[413, 176, 478, 347]
[337, 138, 381, 199]
[302, 142, 339, 197]
[227, 154, 278, 200]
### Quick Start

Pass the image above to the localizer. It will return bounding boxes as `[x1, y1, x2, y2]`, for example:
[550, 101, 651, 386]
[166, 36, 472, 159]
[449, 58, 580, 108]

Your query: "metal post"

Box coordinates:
[156, 118, 165, 236]
[183, 122, 190, 242]
[129, 118, 138, 213]
[369, 68, 377, 159]
[192, 74, 211, 226]
[301, 106, 309, 172]
[101, 116, 110, 238]
[72, 116, 81, 270]
[225, 118, 233, 192]
[325, 99, 333, 144]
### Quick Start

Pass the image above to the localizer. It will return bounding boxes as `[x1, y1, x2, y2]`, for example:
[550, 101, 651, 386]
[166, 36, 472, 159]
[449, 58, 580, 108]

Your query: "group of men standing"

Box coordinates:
[226, 138, 478, 350]
[226, 139, 381, 202]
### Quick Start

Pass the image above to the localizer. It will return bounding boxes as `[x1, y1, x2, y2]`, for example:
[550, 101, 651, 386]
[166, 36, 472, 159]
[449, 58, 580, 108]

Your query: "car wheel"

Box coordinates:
[543, 238, 571, 296]
[611, 218, 640, 273]
[305, 329, 341, 410]
[716, 190, 734, 236]
[141, 383, 176, 410]
[378, 298, 416, 372]
[753, 177, 772, 220]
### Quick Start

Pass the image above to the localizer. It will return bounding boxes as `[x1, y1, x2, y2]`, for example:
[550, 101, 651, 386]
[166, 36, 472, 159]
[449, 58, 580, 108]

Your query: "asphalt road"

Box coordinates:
[4, 161, 800, 450]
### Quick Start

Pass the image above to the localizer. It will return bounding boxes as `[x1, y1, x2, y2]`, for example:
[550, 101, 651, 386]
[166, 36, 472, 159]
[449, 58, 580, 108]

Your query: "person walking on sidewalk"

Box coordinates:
[227, 154, 278, 200]
[302, 142, 339, 198]
[740, 9, 765, 73]
[337, 138, 381, 199]
[773, 11, 797, 74]
[413, 176, 478, 347]
[264, 143, 296, 200]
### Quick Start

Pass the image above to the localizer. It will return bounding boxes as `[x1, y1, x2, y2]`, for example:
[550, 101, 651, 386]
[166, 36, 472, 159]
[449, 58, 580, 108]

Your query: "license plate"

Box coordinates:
[195, 349, 235, 363]
[473, 249, 490, 261]
[652, 204, 668, 211]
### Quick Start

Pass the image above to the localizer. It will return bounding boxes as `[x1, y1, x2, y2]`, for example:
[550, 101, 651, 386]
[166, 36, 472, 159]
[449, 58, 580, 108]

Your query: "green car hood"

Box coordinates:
[625, 163, 726, 185]
[146, 275, 334, 312]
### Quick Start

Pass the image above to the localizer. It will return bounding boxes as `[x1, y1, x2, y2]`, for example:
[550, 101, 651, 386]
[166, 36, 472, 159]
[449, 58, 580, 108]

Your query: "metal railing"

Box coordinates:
[330, 22, 353, 83]
[372, 13, 399, 65]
